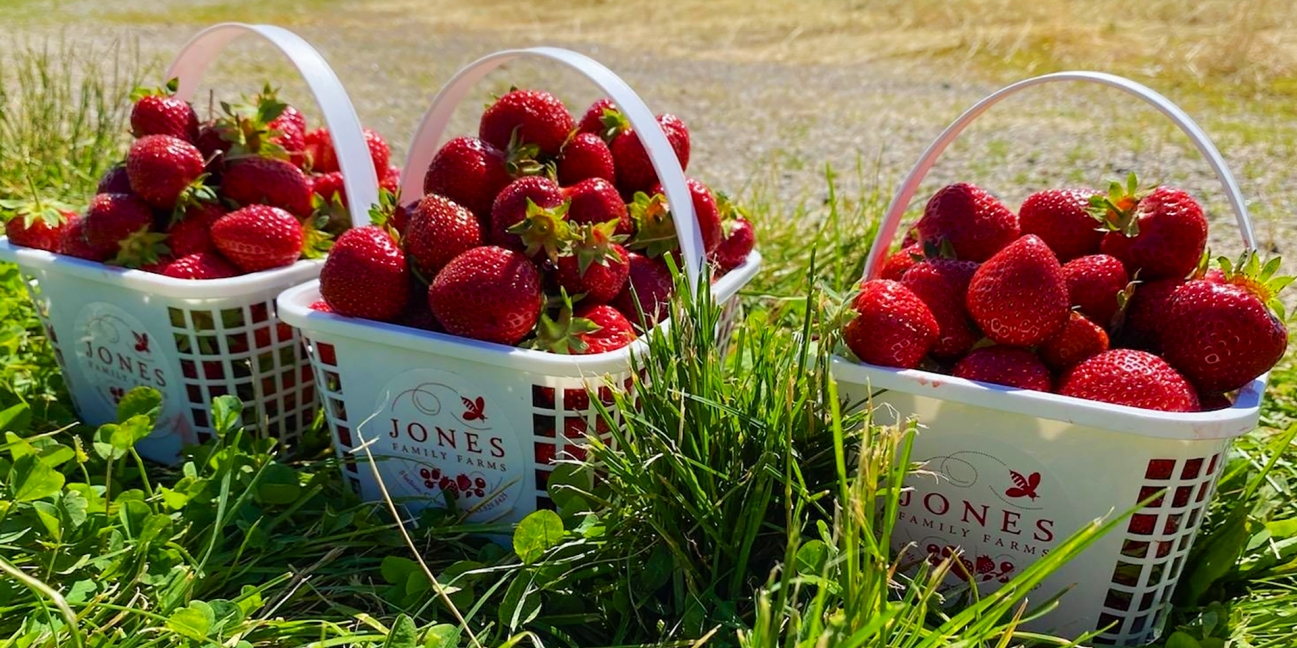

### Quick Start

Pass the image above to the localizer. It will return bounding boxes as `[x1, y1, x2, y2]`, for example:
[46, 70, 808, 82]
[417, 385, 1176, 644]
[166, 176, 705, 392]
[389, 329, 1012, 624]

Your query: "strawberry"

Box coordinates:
[491, 176, 566, 254]
[4, 203, 73, 252]
[648, 178, 722, 254]
[364, 128, 391, 172]
[1039, 312, 1109, 371]
[1018, 188, 1103, 261]
[195, 122, 230, 172]
[564, 177, 631, 236]
[916, 183, 1019, 262]
[304, 128, 338, 173]
[714, 216, 755, 272]
[320, 225, 410, 321]
[311, 171, 347, 207]
[533, 299, 636, 355]
[309, 299, 333, 313]
[577, 98, 618, 137]
[405, 194, 481, 279]
[1062, 254, 1129, 328]
[901, 258, 980, 359]
[1117, 278, 1182, 352]
[952, 346, 1052, 391]
[966, 235, 1069, 347]
[97, 165, 133, 194]
[1160, 252, 1290, 393]
[126, 135, 206, 210]
[611, 252, 675, 326]
[843, 279, 939, 369]
[270, 120, 306, 167]
[162, 252, 240, 280]
[880, 243, 923, 281]
[129, 79, 198, 142]
[555, 220, 630, 303]
[423, 136, 513, 223]
[221, 156, 314, 218]
[1199, 392, 1234, 411]
[138, 255, 174, 274]
[270, 104, 306, 134]
[428, 246, 543, 345]
[479, 89, 574, 158]
[397, 279, 443, 332]
[1057, 349, 1200, 412]
[380, 165, 401, 195]
[1095, 176, 1208, 280]
[610, 113, 691, 198]
[58, 215, 114, 261]
[167, 202, 225, 257]
[557, 132, 617, 186]
[210, 205, 303, 272]
[83, 193, 154, 251]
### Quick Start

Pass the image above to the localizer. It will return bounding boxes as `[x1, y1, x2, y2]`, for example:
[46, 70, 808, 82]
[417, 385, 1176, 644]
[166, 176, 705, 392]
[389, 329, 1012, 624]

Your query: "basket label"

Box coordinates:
[894, 445, 1069, 590]
[72, 302, 179, 435]
[366, 369, 524, 521]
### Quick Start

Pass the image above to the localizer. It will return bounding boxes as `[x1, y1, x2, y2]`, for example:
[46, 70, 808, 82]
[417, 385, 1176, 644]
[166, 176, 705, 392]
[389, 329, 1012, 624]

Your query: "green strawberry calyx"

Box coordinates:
[565, 219, 626, 277]
[503, 127, 544, 178]
[527, 289, 602, 355]
[367, 188, 403, 239]
[215, 85, 291, 161]
[170, 174, 219, 225]
[627, 191, 677, 259]
[300, 212, 335, 261]
[1087, 172, 1152, 237]
[597, 106, 630, 143]
[507, 198, 571, 263]
[128, 77, 181, 102]
[110, 225, 170, 269]
[1216, 250, 1293, 320]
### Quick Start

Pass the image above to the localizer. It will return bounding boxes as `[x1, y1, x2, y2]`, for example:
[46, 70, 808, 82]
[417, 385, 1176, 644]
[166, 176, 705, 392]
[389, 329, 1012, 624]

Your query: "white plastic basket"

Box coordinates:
[278, 47, 762, 526]
[831, 72, 1264, 646]
[0, 23, 378, 465]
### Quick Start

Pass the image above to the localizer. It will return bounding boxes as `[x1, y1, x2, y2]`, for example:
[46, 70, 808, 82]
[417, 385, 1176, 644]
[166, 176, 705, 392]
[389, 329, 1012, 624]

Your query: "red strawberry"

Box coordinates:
[83, 193, 154, 251]
[557, 133, 616, 186]
[270, 104, 306, 134]
[1062, 254, 1129, 328]
[5, 207, 73, 252]
[311, 171, 347, 207]
[365, 128, 391, 172]
[423, 136, 513, 223]
[479, 89, 574, 158]
[222, 157, 314, 218]
[210, 205, 303, 272]
[380, 165, 401, 195]
[843, 279, 938, 369]
[1018, 188, 1103, 262]
[966, 235, 1069, 347]
[714, 216, 755, 272]
[126, 135, 205, 209]
[490, 176, 566, 253]
[534, 301, 636, 355]
[555, 221, 630, 303]
[952, 346, 1052, 392]
[901, 258, 980, 359]
[130, 80, 198, 142]
[195, 122, 230, 172]
[270, 120, 306, 166]
[428, 246, 543, 345]
[611, 252, 675, 326]
[309, 299, 333, 313]
[647, 178, 722, 254]
[1097, 178, 1208, 280]
[97, 165, 133, 194]
[564, 177, 631, 236]
[577, 98, 618, 137]
[167, 202, 224, 257]
[405, 194, 482, 279]
[1058, 349, 1200, 412]
[610, 113, 691, 197]
[1199, 392, 1234, 411]
[880, 243, 923, 281]
[138, 255, 174, 274]
[916, 183, 1019, 262]
[304, 128, 337, 173]
[320, 225, 410, 321]
[1039, 312, 1109, 371]
[1160, 253, 1289, 393]
[58, 215, 114, 261]
[162, 252, 240, 280]
[1117, 278, 1182, 352]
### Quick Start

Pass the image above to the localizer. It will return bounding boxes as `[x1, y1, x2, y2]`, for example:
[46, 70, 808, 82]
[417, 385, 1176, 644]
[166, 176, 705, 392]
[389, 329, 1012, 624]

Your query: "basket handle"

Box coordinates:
[398, 47, 705, 291]
[165, 23, 379, 225]
[863, 71, 1257, 281]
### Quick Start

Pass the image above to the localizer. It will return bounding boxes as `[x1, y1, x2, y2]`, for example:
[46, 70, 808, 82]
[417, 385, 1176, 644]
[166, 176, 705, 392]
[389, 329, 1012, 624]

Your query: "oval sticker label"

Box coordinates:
[365, 369, 524, 521]
[72, 302, 180, 434]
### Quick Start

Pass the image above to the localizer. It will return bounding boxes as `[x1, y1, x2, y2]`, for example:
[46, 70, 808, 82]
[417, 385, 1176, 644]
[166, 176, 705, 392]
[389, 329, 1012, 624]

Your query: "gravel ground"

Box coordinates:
[11, 16, 1296, 267]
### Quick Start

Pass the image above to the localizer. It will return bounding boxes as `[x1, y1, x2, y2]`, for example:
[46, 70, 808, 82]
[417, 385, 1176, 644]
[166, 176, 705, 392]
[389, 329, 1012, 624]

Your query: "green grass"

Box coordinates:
[3, 32, 1297, 648]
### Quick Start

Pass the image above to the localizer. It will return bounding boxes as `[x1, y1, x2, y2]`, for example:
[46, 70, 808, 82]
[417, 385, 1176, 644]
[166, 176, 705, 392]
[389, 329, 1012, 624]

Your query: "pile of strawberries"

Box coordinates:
[845, 176, 1290, 413]
[3, 79, 397, 279]
[318, 88, 756, 355]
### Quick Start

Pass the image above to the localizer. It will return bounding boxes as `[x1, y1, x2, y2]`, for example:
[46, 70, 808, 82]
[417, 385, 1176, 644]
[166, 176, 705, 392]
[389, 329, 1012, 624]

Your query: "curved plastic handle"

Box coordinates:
[863, 71, 1257, 280]
[166, 23, 379, 224]
[400, 47, 704, 290]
